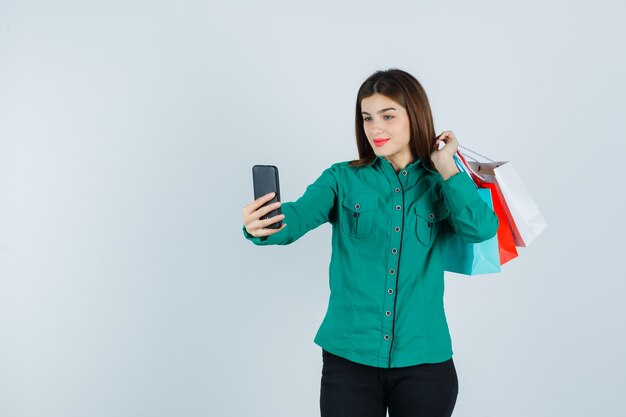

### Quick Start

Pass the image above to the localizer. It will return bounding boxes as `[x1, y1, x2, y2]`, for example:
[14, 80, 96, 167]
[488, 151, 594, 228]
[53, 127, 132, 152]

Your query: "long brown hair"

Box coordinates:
[349, 68, 437, 172]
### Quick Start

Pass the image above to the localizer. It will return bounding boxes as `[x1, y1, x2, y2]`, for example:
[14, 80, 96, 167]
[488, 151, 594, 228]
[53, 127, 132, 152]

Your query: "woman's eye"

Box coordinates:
[363, 115, 392, 122]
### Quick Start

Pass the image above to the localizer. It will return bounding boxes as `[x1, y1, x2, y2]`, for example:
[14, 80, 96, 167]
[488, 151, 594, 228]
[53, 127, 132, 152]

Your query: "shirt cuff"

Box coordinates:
[440, 172, 482, 214]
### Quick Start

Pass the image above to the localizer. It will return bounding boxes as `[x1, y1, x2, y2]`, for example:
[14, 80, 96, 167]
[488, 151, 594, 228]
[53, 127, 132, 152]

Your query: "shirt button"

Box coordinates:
[389, 268, 395, 274]
[354, 203, 360, 209]
[395, 205, 401, 210]
[388, 288, 393, 294]
[394, 226, 400, 232]
[385, 311, 391, 316]
[429, 213, 435, 219]
[391, 248, 397, 254]
[401, 170, 407, 176]
[395, 187, 400, 193]
[384, 334, 390, 340]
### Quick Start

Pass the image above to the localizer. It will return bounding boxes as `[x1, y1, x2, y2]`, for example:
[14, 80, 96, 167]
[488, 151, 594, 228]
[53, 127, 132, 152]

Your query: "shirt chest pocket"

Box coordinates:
[341, 192, 379, 238]
[414, 204, 444, 247]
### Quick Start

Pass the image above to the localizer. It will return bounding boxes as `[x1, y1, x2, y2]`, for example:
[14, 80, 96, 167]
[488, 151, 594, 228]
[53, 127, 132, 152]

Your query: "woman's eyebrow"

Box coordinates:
[361, 107, 397, 115]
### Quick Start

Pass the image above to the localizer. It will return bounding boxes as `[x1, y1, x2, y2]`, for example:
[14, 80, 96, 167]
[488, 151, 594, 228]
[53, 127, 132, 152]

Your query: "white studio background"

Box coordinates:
[1, 1, 625, 416]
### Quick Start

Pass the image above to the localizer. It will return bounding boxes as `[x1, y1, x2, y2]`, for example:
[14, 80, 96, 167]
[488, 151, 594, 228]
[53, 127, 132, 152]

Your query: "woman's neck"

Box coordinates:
[384, 154, 416, 173]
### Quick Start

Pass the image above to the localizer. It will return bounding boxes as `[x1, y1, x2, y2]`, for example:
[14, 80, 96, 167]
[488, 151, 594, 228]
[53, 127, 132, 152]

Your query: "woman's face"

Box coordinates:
[361, 93, 412, 162]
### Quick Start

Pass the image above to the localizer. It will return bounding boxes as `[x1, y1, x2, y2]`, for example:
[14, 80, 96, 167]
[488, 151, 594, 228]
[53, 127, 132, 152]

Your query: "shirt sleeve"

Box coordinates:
[439, 171, 499, 243]
[241, 164, 338, 245]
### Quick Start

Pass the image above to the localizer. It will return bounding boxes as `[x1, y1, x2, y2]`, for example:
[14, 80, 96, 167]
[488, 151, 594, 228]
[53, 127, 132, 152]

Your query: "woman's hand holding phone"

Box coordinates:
[242, 192, 287, 237]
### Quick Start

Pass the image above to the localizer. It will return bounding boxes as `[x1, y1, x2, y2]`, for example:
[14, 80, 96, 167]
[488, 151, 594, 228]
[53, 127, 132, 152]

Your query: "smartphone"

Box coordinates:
[252, 165, 282, 229]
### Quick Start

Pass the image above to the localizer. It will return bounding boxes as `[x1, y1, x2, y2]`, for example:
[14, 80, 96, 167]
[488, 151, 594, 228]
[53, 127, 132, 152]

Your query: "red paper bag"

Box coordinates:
[457, 151, 518, 265]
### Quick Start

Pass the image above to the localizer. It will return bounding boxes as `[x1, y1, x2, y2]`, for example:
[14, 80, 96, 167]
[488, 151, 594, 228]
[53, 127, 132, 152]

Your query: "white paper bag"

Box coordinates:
[465, 159, 547, 247]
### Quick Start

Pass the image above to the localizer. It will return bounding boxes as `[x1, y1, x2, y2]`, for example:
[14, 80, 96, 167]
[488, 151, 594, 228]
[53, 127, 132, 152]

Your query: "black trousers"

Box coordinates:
[320, 349, 458, 417]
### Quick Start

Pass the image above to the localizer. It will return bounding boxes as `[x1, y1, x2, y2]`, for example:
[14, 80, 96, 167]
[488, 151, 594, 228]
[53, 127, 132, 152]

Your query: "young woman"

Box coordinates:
[241, 68, 498, 417]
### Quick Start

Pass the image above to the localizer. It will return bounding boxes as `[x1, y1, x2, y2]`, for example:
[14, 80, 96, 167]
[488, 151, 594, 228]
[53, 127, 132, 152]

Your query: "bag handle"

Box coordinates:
[458, 144, 497, 163]
[456, 150, 489, 182]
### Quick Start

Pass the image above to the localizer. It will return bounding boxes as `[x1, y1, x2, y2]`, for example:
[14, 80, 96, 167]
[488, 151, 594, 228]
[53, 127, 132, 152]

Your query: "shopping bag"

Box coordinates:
[455, 152, 518, 265]
[458, 149, 547, 247]
[443, 160, 501, 275]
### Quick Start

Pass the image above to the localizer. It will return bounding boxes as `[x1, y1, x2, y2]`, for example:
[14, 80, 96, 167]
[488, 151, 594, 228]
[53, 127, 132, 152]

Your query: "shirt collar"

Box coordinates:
[368, 154, 437, 173]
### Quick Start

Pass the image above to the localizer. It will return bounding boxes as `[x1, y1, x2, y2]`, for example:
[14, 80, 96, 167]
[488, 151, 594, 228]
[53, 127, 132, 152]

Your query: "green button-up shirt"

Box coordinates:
[242, 155, 498, 368]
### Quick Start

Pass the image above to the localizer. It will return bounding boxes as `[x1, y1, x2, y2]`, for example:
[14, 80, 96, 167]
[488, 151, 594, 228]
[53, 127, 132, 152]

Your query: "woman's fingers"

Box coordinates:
[245, 200, 282, 226]
[242, 183, 293, 236]
[249, 212, 285, 229]
[258, 200, 282, 217]
[258, 214, 286, 229]
[242, 192, 285, 237]
[436, 131, 453, 141]
[434, 131, 457, 148]
[242, 192, 279, 222]
[243, 192, 276, 215]
[264, 223, 287, 235]
[248, 219, 287, 236]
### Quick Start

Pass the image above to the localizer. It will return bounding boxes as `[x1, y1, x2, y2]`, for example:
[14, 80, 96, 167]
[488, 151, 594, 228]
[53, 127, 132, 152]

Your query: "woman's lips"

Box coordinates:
[374, 139, 389, 147]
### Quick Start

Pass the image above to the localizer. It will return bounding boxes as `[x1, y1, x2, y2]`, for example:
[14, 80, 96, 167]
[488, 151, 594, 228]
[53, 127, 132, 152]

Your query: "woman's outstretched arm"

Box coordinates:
[242, 164, 338, 245]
